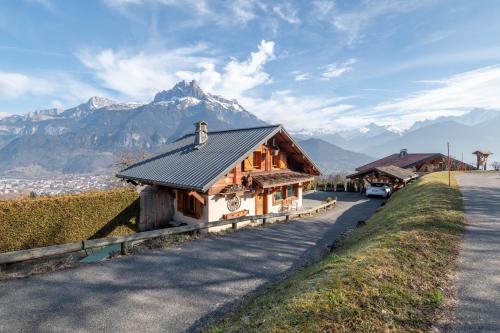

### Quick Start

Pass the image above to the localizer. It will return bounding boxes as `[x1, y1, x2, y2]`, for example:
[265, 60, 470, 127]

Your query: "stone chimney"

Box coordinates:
[194, 121, 208, 145]
[400, 149, 408, 158]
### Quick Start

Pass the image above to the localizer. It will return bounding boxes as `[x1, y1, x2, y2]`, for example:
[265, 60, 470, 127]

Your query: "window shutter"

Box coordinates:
[279, 154, 287, 169]
[244, 159, 253, 171]
[177, 190, 184, 212]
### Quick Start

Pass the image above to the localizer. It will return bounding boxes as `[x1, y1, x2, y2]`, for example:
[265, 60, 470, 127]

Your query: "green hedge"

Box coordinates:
[0, 189, 140, 253]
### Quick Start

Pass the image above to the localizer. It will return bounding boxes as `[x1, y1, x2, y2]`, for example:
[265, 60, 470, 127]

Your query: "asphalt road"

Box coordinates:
[0, 192, 380, 333]
[454, 173, 500, 333]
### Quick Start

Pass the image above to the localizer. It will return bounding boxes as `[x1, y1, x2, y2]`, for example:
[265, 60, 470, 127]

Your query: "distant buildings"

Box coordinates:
[0, 174, 126, 198]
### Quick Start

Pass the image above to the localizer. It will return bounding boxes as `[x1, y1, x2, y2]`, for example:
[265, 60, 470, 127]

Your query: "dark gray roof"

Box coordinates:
[347, 165, 418, 181]
[117, 125, 310, 192]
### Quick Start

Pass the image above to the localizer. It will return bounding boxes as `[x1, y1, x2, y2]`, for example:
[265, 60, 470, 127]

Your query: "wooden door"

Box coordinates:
[256, 193, 264, 215]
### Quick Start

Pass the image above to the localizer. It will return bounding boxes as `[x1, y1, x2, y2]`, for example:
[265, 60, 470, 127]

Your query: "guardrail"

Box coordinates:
[0, 199, 337, 267]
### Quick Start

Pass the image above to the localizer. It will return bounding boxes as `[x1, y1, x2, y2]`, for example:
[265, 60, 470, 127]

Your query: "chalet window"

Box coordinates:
[287, 184, 295, 198]
[273, 188, 283, 201]
[186, 195, 197, 216]
[272, 154, 280, 168]
[177, 190, 202, 219]
[253, 152, 262, 169]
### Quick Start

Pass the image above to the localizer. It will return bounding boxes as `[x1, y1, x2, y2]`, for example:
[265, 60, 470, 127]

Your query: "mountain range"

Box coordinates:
[1, 80, 498, 175]
[0, 81, 266, 175]
[294, 108, 500, 165]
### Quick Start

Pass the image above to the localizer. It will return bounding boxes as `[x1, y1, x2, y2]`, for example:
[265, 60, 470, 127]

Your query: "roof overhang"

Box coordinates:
[199, 125, 321, 192]
[252, 171, 315, 188]
[347, 166, 418, 182]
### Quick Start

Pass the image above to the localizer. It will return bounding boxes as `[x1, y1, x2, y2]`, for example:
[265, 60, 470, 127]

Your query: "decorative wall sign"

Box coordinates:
[227, 195, 241, 212]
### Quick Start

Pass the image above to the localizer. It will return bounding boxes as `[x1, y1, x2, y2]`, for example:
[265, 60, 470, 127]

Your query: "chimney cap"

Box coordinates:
[194, 120, 208, 126]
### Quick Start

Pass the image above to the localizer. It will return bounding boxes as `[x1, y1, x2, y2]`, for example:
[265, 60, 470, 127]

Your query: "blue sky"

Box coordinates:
[1, 0, 500, 131]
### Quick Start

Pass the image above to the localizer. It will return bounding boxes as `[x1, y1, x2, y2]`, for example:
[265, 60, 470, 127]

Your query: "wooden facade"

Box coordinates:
[170, 129, 317, 227]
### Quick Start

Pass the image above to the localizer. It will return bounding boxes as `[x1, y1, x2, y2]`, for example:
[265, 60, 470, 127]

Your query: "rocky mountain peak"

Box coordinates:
[25, 108, 62, 121]
[153, 80, 207, 103]
[86, 96, 117, 110]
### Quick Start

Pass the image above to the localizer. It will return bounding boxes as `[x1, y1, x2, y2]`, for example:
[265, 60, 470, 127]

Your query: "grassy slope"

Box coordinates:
[209, 172, 464, 333]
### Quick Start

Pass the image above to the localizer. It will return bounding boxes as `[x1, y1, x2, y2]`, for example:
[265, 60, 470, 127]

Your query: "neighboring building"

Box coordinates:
[472, 150, 493, 170]
[356, 149, 475, 173]
[347, 149, 475, 192]
[117, 122, 320, 231]
[347, 165, 418, 190]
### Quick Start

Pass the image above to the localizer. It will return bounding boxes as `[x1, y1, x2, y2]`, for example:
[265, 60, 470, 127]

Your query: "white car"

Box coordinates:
[366, 183, 392, 198]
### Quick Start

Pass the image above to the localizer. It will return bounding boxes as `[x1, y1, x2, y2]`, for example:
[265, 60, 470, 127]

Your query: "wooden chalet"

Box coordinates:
[348, 149, 475, 191]
[356, 149, 475, 173]
[347, 165, 418, 190]
[117, 122, 321, 231]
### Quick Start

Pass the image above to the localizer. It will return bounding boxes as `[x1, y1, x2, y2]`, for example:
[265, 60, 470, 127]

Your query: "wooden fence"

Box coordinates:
[0, 199, 336, 266]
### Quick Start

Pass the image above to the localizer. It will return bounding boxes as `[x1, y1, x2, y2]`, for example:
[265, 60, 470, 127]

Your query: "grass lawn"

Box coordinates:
[208, 172, 465, 333]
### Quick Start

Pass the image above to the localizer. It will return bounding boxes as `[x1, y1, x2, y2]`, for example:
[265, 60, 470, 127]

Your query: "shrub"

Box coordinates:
[0, 189, 139, 253]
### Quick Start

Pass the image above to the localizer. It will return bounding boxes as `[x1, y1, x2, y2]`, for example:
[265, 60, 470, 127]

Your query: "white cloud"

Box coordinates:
[0, 112, 11, 119]
[104, 0, 210, 14]
[321, 58, 357, 80]
[293, 71, 311, 81]
[243, 90, 355, 131]
[272, 3, 301, 24]
[82, 40, 275, 102]
[375, 65, 500, 128]
[0, 72, 52, 99]
[226, 0, 262, 24]
[313, 0, 427, 44]
[214, 40, 275, 99]
[77, 43, 214, 101]
[104, 0, 301, 26]
[0, 71, 107, 108]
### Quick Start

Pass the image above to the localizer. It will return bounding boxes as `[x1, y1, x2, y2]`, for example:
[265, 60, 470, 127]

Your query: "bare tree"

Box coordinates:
[115, 150, 150, 169]
[492, 161, 500, 172]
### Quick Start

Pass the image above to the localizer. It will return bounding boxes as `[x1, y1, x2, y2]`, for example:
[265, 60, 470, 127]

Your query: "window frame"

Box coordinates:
[252, 151, 262, 169]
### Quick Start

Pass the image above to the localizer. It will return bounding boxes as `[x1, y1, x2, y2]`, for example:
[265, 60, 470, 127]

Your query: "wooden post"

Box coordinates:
[447, 142, 451, 187]
[232, 222, 237, 229]
[121, 241, 130, 255]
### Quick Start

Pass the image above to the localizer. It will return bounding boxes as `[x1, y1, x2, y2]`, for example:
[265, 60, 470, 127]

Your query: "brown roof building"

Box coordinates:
[356, 149, 475, 173]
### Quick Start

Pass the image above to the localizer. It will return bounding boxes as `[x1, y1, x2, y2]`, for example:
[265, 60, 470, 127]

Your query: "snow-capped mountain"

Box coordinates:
[291, 122, 402, 152]
[408, 108, 500, 131]
[0, 80, 266, 175]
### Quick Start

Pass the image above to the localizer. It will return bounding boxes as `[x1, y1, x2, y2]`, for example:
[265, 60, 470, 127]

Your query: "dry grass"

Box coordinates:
[208, 172, 464, 333]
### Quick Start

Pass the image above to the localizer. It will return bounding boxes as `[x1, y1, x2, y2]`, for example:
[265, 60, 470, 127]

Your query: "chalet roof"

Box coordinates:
[473, 150, 493, 155]
[348, 165, 418, 182]
[356, 153, 443, 172]
[117, 125, 320, 192]
[252, 170, 315, 188]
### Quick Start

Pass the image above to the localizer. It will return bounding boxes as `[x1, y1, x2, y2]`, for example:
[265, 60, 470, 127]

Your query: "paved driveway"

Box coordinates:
[455, 173, 500, 333]
[0, 193, 379, 333]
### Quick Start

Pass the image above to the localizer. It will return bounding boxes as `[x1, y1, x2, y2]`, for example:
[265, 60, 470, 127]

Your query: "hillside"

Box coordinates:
[0, 81, 266, 175]
[209, 172, 465, 332]
[299, 138, 373, 172]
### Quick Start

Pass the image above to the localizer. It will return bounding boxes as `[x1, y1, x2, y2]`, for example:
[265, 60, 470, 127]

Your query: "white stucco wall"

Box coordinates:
[297, 186, 303, 208]
[208, 191, 256, 222]
[267, 193, 281, 214]
[172, 185, 303, 227]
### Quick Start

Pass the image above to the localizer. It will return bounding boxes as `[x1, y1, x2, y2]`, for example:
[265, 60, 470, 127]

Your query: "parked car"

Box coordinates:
[366, 183, 392, 198]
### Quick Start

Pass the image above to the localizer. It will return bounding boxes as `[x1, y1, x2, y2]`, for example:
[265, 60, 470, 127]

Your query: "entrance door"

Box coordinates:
[256, 192, 264, 215]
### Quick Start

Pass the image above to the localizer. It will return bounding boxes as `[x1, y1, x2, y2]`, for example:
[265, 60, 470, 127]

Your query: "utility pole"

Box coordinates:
[447, 142, 451, 187]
